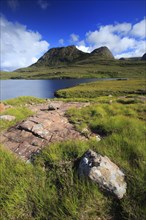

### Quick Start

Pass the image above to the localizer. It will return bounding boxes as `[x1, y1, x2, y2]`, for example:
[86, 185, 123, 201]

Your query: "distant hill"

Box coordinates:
[30, 45, 114, 68]
[141, 53, 146, 61]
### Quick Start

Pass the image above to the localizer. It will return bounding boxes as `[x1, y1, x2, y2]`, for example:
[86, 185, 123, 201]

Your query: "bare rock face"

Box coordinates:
[0, 115, 16, 121]
[78, 149, 127, 199]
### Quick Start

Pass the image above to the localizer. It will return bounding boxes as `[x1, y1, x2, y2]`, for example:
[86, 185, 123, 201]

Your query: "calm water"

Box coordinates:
[0, 78, 100, 100]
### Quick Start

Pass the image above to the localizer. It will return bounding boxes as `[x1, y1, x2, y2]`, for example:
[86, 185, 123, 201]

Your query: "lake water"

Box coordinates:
[0, 78, 101, 100]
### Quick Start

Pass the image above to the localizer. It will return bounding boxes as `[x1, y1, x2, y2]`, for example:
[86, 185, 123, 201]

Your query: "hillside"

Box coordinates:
[0, 46, 145, 80]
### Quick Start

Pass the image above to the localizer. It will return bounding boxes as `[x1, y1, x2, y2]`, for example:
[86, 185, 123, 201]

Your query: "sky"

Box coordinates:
[0, 0, 146, 71]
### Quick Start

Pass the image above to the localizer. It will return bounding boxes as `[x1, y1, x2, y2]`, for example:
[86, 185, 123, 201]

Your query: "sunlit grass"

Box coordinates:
[56, 79, 146, 98]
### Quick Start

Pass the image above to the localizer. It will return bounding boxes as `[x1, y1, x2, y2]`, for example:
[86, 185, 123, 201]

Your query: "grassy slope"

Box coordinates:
[1, 60, 146, 79]
[55, 79, 146, 98]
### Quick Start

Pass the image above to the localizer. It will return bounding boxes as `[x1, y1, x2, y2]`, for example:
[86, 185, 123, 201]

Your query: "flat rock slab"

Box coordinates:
[0, 101, 89, 161]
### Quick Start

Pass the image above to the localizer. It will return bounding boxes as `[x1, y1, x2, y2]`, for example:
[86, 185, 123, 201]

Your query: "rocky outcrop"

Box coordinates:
[0, 102, 90, 161]
[78, 149, 127, 199]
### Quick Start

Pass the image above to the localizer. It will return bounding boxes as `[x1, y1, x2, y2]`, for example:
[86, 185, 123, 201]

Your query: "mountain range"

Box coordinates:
[31, 45, 115, 68]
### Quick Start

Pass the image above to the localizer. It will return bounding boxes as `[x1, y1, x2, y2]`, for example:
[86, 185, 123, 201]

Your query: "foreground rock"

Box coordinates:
[78, 149, 127, 199]
[0, 101, 90, 161]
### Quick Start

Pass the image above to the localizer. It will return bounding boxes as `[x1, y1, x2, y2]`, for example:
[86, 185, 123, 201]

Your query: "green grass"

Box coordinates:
[55, 79, 146, 98]
[1, 60, 146, 79]
[0, 96, 46, 132]
[0, 94, 146, 219]
[3, 96, 46, 106]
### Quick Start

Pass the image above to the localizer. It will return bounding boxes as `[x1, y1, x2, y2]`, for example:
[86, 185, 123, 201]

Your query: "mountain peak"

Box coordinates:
[35, 45, 86, 67]
[32, 45, 114, 68]
[91, 46, 114, 59]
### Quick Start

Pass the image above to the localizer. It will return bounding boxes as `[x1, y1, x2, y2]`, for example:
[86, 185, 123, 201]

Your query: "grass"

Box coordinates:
[3, 96, 46, 106]
[55, 79, 146, 98]
[0, 93, 146, 219]
[0, 60, 146, 79]
[0, 96, 46, 132]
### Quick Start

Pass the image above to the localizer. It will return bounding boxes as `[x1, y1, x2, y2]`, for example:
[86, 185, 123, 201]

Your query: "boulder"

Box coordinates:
[0, 115, 16, 121]
[78, 149, 127, 199]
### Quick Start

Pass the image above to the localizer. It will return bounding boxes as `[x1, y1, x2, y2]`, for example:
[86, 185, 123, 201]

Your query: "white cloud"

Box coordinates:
[0, 16, 49, 71]
[76, 40, 90, 53]
[76, 18, 146, 58]
[76, 45, 90, 53]
[7, 0, 19, 11]
[131, 18, 146, 38]
[115, 40, 146, 58]
[70, 33, 79, 42]
[37, 0, 49, 10]
[59, 38, 64, 45]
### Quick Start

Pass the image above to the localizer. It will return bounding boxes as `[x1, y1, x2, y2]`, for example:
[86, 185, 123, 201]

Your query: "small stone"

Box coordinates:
[0, 115, 16, 121]
[109, 100, 113, 104]
[96, 134, 101, 142]
[48, 103, 60, 110]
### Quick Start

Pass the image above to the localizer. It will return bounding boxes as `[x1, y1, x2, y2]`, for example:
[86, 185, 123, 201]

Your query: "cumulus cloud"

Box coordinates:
[59, 38, 64, 45]
[70, 33, 79, 42]
[76, 41, 90, 53]
[7, 0, 19, 11]
[76, 18, 146, 58]
[37, 0, 49, 10]
[0, 16, 49, 71]
[131, 18, 146, 38]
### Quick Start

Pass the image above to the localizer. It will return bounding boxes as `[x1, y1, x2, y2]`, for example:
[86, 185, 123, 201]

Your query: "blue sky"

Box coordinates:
[0, 0, 146, 71]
